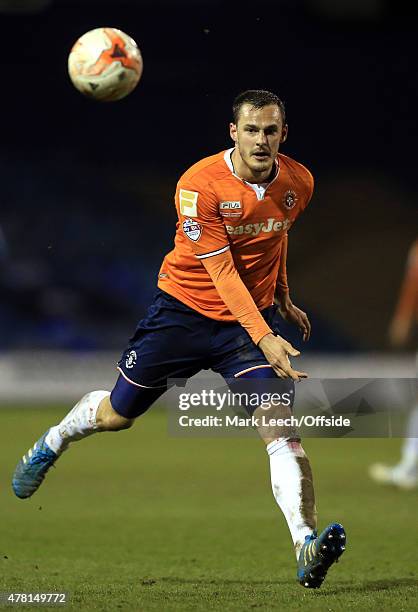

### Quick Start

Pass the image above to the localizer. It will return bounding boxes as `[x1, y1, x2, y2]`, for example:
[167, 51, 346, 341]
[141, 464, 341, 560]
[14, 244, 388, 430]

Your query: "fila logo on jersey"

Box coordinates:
[183, 218, 202, 241]
[225, 217, 291, 237]
[283, 190, 297, 209]
[179, 189, 198, 217]
[219, 201, 242, 218]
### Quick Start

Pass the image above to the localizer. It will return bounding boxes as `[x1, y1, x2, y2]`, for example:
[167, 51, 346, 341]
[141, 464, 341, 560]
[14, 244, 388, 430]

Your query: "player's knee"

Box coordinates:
[96, 395, 134, 431]
[107, 413, 134, 431]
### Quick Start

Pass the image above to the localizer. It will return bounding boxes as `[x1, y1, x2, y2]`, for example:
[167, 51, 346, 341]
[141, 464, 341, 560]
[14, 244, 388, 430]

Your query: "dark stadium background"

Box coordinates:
[1, 6, 417, 608]
[1, 0, 417, 352]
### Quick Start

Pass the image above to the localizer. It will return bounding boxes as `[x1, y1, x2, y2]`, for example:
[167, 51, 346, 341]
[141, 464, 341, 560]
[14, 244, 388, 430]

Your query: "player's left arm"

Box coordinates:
[274, 167, 314, 342]
[274, 234, 311, 342]
[388, 240, 418, 346]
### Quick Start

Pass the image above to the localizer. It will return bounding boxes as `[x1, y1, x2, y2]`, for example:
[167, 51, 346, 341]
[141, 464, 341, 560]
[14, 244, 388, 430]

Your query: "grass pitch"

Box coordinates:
[1, 405, 417, 611]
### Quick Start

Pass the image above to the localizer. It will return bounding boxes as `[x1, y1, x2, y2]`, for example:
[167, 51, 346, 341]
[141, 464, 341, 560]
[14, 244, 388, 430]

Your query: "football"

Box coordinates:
[68, 27, 143, 102]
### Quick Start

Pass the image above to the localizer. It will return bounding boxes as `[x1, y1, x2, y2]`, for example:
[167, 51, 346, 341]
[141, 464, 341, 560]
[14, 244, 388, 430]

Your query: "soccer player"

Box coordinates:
[12, 90, 346, 588]
[369, 238, 418, 489]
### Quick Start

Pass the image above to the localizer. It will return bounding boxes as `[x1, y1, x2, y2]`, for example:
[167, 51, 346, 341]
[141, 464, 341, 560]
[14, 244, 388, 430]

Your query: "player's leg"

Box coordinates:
[211, 307, 345, 588]
[11, 384, 166, 499]
[397, 405, 418, 478]
[230, 368, 345, 588]
[211, 315, 317, 556]
[12, 289, 208, 499]
[266, 434, 316, 555]
[45, 391, 131, 453]
[369, 401, 418, 489]
[227, 368, 317, 556]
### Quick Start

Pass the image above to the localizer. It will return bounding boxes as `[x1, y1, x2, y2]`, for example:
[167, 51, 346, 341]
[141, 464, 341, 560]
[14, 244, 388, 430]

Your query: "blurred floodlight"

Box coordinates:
[0, 0, 52, 13]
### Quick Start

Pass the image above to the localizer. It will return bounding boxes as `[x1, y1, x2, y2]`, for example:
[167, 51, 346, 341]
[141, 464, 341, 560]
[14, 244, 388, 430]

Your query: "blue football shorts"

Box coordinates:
[110, 289, 294, 418]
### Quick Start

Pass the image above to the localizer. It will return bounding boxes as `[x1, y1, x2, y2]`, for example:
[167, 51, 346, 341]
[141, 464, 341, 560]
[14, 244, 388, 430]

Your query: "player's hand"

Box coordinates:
[274, 293, 311, 341]
[258, 333, 308, 381]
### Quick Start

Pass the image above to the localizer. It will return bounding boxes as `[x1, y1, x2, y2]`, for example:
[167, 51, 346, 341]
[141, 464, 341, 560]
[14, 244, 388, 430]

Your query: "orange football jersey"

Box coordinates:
[158, 148, 314, 321]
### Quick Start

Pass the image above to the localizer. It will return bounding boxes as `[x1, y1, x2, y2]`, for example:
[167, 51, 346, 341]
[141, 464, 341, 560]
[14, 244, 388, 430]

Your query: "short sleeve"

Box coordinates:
[176, 181, 230, 259]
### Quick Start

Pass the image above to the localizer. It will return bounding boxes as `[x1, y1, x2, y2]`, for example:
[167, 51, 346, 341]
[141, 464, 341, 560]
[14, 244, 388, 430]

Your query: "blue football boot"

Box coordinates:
[297, 522, 346, 588]
[12, 431, 58, 499]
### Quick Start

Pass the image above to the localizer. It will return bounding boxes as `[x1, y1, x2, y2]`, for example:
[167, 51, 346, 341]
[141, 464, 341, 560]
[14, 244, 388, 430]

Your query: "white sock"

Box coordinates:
[45, 390, 110, 455]
[397, 406, 418, 477]
[267, 438, 317, 558]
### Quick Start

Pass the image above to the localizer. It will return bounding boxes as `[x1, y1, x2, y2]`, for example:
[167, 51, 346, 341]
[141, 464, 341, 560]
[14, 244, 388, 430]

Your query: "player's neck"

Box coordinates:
[231, 148, 275, 184]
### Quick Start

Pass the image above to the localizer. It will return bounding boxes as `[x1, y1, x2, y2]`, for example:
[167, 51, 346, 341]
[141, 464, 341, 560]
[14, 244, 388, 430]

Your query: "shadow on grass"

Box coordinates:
[154, 577, 289, 587]
[319, 578, 418, 596]
[149, 576, 418, 594]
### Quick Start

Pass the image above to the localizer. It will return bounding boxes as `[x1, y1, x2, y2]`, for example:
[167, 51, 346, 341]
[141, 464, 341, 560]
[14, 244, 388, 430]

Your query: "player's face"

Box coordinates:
[230, 104, 288, 181]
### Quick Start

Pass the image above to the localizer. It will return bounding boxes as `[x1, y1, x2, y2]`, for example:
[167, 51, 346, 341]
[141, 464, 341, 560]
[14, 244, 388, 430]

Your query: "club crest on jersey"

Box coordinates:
[183, 218, 202, 242]
[219, 201, 242, 218]
[283, 190, 298, 210]
[125, 350, 137, 369]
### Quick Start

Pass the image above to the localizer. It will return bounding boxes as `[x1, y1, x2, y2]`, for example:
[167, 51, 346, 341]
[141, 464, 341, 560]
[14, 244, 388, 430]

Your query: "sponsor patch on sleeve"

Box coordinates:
[179, 189, 198, 217]
[182, 218, 202, 242]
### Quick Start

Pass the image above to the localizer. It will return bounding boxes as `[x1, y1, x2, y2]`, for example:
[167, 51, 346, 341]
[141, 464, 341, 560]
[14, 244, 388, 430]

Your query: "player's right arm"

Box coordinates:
[176, 182, 307, 380]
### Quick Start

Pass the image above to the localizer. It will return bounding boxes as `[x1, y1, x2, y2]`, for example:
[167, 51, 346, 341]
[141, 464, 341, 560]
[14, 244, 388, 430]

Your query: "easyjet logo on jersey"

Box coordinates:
[225, 217, 291, 237]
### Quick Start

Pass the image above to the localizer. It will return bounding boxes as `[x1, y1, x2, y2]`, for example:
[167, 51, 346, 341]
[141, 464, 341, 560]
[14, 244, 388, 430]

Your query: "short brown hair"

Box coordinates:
[232, 89, 286, 124]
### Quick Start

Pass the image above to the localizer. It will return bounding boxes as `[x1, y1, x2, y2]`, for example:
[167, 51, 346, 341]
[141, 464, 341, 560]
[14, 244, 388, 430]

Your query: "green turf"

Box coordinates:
[1, 405, 417, 611]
